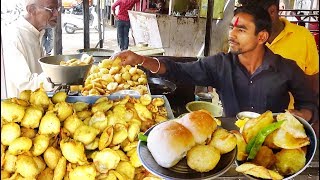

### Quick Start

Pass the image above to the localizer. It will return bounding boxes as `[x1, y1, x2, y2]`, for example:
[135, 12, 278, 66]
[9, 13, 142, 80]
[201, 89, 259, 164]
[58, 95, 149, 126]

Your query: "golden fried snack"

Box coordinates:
[231, 130, 248, 161]
[33, 156, 46, 173]
[1, 144, 5, 167]
[252, 146, 276, 169]
[134, 103, 152, 121]
[263, 130, 282, 149]
[15, 154, 40, 178]
[275, 148, 306, 175]
[43, 146, 62, 169]
[111, 124, 128, 145]
[1, 170, 11, 179]
[52, 91, 67, 104]
[54, 102, 73, 122]
[115, 161, 135, 179]
[60, 138, 87, 165]
[19, 90, 32, 101]
[127, 123, 140, 142]
[115, 149, 129, 162]
[29, 87, 50, 110]
[99, 126, 114, 150]
[38, 167, 54, 180]
[53, 156, 67, 180]
[1, 100, 26, 123]
[129, 149, 142, 168]
[1, 122, 20, 146]
[73, 101, 89, 112]
[3, 153, 17, 173]
[187, 145, 220, 172]
[20, 127, 36, 139]
[60, 57, 93, 66]
[39, 112, 61, 136]
[76, 110, 92, 120]
[242, 111, 274, 143]
[85, 138, 99, 150]
[209, 128, 237, 154]
[236, 162, 283, 179]
[21, 105, 43, 128]
[63, 113, 84, 136]
[272, 128, 310, 149]
[140, 94, 152, 106]
[91, 148, 121, 173]
[276, 111, 307, 138]
[73, 125, 100, 145]
[69, 164, 97, 180]
[89, 111, 108, 132]
[8, 137, 32, 155]
[31, 134, 50, 156]
[92, 100, 113, 113]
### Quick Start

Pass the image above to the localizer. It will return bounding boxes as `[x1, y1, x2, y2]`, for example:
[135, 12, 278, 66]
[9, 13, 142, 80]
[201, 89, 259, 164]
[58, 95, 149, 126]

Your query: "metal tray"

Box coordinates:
[66, 95, 175, 119]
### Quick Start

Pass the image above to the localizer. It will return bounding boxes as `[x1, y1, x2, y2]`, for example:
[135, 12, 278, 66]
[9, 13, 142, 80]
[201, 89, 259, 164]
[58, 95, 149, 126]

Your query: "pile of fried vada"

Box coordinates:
[1, 88, 168, 179]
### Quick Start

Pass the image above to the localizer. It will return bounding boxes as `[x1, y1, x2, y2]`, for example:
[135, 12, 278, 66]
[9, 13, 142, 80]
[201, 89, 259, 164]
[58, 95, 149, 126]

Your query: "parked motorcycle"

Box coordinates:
[62, 5, 98, 34]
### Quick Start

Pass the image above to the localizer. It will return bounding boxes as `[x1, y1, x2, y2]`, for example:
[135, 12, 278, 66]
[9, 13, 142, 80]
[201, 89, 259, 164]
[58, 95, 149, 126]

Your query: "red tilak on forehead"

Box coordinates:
[234, 17, 239, 26]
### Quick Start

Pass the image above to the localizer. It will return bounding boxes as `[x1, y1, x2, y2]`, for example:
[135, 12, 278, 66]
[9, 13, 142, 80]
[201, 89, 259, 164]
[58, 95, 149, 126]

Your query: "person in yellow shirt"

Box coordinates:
[239, 0, 319, 109]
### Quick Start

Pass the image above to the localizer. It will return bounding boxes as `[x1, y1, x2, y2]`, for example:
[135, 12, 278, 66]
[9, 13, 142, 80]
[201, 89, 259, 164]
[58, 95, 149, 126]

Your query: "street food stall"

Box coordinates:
[1, 51, 319, 179]
[1, 0, 319, 179]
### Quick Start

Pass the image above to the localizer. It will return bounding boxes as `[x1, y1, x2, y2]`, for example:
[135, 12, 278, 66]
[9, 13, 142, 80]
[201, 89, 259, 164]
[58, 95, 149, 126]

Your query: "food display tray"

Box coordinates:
[66, 94, 175, 119]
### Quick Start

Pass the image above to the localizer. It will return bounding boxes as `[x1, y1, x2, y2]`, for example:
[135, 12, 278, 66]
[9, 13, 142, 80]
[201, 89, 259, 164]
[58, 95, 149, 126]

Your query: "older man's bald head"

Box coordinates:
[25, 0, 38, 6]
[25, 0, 58, 6]
[24, 0, 59, 30]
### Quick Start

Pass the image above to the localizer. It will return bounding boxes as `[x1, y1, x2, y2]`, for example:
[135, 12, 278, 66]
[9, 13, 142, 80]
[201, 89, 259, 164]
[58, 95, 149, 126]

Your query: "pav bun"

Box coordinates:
[177, 110, 217, 144]
[147, 120, 196, 168]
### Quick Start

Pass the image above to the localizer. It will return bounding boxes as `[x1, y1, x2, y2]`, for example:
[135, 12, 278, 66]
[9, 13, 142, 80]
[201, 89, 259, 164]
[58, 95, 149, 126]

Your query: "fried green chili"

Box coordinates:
[246, 135, 258, 154]
[247, 120, 284, 160]
[138, 133, 148, 142]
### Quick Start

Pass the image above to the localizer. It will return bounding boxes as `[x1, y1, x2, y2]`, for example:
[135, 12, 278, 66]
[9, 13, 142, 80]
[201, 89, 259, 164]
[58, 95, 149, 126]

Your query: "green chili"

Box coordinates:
[246, 135, 257, 154]
[138, 133, 148, 142]
[247, 120, 284, 160]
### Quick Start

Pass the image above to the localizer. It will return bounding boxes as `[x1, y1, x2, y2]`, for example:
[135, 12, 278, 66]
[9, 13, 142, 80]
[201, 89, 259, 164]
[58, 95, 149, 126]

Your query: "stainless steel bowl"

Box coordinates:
[38, 54, 93, 85]
[236, 111, 261, 120]
[235, 114, 317, 180]
[186, 101, 223, 117]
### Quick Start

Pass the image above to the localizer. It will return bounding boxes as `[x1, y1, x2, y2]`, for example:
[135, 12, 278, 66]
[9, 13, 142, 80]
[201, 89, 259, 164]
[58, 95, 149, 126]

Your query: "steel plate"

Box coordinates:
[137, 118, 237, 180]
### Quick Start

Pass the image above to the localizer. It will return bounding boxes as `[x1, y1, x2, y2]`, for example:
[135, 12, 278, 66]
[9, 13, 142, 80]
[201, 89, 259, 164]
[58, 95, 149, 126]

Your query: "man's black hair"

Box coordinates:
[238, 0, 280, 10]
[234, 4, 272, 35]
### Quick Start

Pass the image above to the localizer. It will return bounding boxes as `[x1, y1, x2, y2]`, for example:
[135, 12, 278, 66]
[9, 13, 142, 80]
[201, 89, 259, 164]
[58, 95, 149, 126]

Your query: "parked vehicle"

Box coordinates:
[62, 6, 98, 34]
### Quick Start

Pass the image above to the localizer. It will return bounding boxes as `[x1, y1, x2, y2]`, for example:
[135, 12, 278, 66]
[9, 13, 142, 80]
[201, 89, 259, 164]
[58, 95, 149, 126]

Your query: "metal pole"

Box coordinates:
[83, 0, 90, 49]
[204, 0, 214, 56]
[54, 0, 63, 55]
[97, 0, 103, 48]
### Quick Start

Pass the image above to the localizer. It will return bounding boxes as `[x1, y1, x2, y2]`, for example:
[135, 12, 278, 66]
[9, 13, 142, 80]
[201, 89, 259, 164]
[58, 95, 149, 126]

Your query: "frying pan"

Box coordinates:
[148, 77, 176, 95]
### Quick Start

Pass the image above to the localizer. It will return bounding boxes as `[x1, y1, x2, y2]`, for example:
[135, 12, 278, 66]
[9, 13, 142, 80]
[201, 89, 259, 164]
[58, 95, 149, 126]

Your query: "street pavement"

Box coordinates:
[62, 22, 135, 55]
